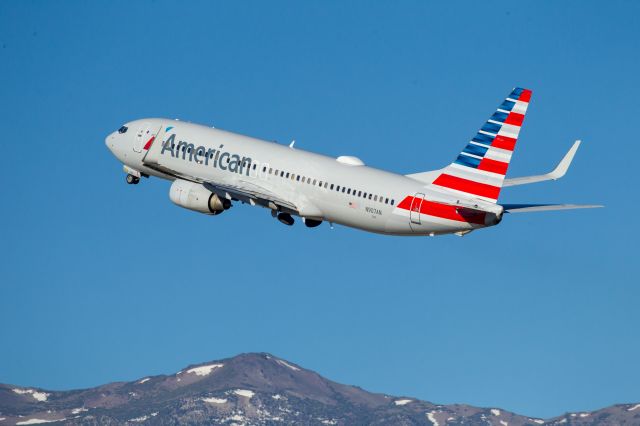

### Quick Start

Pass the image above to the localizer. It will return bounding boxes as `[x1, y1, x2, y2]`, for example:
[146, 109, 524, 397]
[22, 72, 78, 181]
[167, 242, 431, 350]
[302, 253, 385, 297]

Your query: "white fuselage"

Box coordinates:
[105, 118, 495, 236]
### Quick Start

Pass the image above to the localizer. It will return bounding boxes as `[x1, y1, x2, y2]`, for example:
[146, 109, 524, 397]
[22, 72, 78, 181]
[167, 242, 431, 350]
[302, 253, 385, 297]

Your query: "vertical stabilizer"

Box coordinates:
[431, 87, 532, 203]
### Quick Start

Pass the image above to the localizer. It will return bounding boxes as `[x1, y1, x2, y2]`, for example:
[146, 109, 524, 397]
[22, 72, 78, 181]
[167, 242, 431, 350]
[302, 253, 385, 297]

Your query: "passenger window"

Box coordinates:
[385, 198, 389, 204]
[342, 187, 346, 193]
[336, 185, 341, 191]
[330, 184, 334, 190]
[324, 182, 328, 188]
[347, 189, 351, 195]
[374, 195, 378, 201]
[269, 168, 273, 174]
[286, 172, 290, 178]
[363, 192, 367, 198]
[296, 175, 300, 181]
[391, 199, 395, 205]
[313, 179, 317, 185]
[368, 194, 372, 200]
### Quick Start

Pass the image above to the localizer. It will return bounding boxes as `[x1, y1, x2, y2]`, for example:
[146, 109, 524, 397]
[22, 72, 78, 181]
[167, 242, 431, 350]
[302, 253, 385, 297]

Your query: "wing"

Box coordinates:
[202, 180, 301, 215]
[502, 203, 603, 213]
[503, 140, 581, 187]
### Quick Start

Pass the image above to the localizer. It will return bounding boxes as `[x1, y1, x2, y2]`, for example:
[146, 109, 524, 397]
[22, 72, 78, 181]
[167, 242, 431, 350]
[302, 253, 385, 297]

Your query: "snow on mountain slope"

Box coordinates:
[0, 353, 638, 426]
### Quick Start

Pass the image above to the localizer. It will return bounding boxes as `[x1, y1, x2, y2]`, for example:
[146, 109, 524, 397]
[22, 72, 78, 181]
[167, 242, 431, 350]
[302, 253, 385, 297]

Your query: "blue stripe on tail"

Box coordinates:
[454, 154, 481, 168]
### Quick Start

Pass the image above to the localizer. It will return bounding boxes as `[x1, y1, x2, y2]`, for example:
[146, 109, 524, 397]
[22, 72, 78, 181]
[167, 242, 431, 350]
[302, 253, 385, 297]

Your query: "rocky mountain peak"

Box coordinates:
[1, 353, 638, 425]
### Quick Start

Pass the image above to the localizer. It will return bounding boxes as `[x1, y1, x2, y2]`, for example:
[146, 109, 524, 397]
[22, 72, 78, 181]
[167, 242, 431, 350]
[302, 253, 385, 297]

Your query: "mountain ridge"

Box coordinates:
[1, 352, 638, 425]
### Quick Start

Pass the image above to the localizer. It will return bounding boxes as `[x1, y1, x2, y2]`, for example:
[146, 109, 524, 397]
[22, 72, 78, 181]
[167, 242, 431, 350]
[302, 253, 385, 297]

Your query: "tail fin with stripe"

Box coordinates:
[431, 87, 532, 203]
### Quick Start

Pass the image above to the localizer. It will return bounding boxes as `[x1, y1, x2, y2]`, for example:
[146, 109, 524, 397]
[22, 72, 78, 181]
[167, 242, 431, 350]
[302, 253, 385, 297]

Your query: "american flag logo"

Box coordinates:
[348, 202, 358, 209]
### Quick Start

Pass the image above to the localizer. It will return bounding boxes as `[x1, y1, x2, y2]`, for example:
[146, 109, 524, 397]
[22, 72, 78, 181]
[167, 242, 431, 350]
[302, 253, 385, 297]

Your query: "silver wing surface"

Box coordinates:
[202, 180, 300, 215]
[502, 203, 603, 213]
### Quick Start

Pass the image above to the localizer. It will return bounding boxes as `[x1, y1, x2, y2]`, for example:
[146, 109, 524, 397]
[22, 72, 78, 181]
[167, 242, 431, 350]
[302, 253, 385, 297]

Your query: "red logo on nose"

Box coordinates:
[143, 136, 155, 150]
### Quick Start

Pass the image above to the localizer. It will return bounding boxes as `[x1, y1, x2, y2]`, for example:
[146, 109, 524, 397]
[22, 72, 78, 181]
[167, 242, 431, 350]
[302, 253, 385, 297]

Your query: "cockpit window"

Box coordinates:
[118, 126, 128, 134]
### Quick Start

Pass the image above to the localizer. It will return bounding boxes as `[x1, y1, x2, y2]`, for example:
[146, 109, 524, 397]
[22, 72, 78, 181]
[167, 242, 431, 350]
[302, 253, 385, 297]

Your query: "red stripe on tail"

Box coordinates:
[477, 158, 509, 175]
[519, 89, 532, 103]
[504, 112, 524, 126]
[491, 135, 517, 151]
[432, 174, 501, 199]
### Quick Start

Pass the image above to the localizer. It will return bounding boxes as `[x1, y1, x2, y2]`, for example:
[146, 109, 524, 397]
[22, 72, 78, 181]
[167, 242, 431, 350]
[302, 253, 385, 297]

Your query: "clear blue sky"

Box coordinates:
[0, 0, 637, 419]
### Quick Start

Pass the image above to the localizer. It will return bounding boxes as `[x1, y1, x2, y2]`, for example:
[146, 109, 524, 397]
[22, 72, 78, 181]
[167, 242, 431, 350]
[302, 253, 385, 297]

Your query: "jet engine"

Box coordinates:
[169, 179, 230, 215]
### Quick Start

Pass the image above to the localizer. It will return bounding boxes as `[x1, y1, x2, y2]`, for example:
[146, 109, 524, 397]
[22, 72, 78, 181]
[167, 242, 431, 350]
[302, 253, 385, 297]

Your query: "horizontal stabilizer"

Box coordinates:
[502, 203, 603, 213]
[503, 140, 580, 187]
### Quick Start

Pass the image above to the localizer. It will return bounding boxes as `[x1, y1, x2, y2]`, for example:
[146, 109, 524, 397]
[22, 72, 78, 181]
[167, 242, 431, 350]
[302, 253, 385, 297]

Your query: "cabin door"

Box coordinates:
[410, 193, 424, 225]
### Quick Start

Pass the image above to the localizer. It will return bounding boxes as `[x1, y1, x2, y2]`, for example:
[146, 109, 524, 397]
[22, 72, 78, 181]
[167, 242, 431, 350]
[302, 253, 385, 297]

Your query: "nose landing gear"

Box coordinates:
[126, 174, 140, 185]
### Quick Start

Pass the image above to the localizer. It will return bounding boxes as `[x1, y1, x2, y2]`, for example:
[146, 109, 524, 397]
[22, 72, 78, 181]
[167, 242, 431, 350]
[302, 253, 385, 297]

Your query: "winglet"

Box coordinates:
[503, 140, 581, 187]
[548, 140, 581, 180]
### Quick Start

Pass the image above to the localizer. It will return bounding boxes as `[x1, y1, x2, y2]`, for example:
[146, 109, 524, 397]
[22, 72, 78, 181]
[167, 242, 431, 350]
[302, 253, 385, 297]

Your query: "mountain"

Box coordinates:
[0, 353, 638, 425]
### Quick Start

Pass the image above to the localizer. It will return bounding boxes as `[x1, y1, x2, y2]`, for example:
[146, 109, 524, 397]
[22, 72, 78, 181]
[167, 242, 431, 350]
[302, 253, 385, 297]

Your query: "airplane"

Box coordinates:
[105, 88, 601, 236]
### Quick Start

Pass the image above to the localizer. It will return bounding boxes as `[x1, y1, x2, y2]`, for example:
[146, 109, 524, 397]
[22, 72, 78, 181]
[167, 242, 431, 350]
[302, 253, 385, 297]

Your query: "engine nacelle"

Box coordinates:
[169, 179, 230, 215]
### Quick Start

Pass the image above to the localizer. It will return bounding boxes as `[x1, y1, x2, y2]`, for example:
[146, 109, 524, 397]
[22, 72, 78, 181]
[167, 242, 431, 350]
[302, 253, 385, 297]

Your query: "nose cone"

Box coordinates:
[105, 131, 117, 152]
